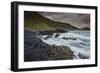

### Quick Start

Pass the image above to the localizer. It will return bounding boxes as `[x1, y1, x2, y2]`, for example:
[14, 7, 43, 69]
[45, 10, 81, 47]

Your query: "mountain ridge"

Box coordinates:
[24, 11, 80, 31]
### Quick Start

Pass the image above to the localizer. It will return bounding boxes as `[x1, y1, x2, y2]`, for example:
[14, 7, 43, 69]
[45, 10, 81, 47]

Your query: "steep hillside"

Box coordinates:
[24, 11, 78, 31]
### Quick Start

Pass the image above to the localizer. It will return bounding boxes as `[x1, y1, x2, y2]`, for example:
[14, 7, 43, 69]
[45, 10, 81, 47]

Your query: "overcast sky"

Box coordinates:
[39, 12, 90, 28]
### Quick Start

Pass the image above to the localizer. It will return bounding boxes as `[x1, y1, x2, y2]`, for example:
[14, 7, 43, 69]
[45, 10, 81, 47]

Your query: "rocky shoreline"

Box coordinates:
[48, 45, 74, 60]
[30, 29, 68, 35]
[24, 30, 74, 62]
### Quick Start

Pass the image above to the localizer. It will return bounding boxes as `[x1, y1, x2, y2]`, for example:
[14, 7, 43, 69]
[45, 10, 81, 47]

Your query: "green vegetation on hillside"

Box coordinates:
[24, 11, 78, 31]
[81, 27, 90, 30]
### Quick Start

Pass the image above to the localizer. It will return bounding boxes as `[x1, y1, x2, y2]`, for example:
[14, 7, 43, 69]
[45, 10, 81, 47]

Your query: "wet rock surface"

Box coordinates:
[48, 46, 74, 60]
[24, 30, 74, 62]
[24, 30, 49, 61]
[78, 53, 89, 59]
[44, 35, 52, 40]
[54, 34, 60, 38]
[62, 37, 76, 40]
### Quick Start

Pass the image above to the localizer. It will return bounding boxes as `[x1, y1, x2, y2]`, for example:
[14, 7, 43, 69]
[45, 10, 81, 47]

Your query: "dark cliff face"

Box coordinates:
[24, 30, 49, 61]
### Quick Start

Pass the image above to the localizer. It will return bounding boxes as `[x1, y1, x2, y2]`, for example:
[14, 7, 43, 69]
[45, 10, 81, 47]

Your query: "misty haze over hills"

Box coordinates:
[39, 12, 90, 28]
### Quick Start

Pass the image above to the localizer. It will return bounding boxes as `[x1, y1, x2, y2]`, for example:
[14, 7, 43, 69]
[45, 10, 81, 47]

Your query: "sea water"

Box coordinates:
[38, 31, 90, 59]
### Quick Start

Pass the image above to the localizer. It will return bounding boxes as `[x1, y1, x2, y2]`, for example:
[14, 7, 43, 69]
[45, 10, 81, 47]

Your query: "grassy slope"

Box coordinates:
[24, 11, 78, 31]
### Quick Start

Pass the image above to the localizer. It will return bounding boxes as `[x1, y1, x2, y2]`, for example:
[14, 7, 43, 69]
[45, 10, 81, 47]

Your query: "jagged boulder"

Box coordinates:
[48, 45, 74, 60]
[24, 30, 49, 61]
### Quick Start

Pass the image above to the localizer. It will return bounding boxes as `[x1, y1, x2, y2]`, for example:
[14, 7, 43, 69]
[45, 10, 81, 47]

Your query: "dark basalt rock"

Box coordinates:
[62, 37, 69, 40]
[24, 30, 74, 62]
[62, 37, 76, 40]
[78, 53, 89, 59]
[24, 30, 49, 61]
[34, 29, 67, 35]
[80, 42, 87, 45]
[55, 34, 59, 38]
[39, 31, 53, 35]
[48, 46, 74, 60]
[44, 35, 52, 40]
